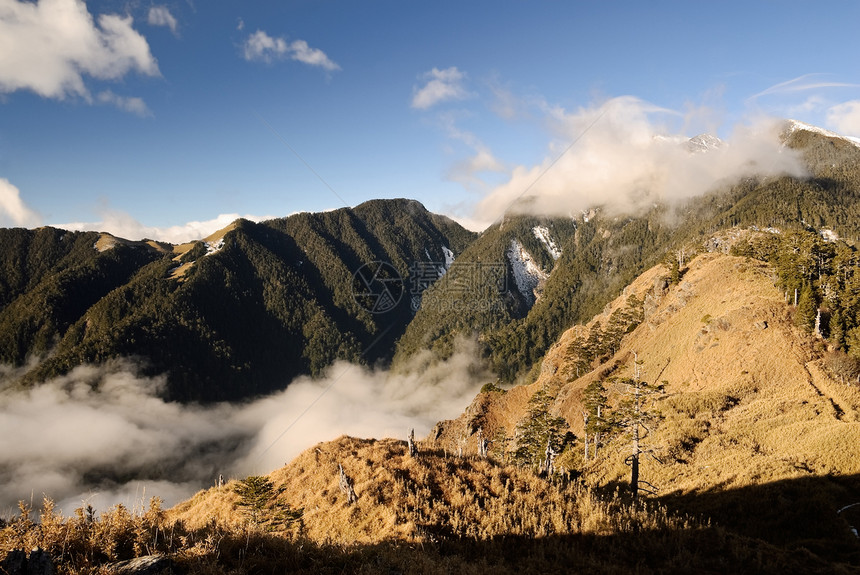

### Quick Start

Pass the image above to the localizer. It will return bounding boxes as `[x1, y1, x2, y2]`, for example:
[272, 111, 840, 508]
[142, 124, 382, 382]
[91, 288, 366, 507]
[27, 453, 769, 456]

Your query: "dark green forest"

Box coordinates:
[0, 200, 474, 402]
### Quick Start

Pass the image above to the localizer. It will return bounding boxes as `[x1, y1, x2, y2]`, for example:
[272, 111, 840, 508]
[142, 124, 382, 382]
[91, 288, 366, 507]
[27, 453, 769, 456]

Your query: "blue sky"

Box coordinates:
[2, 0, 860, 241]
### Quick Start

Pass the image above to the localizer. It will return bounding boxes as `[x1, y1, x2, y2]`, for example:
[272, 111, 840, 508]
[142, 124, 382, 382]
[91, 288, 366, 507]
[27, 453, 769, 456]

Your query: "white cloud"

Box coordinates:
[243, 30, 288, 62]
[0, 0, 159, 100]
[0, 178, 41, 227]
[55, 209, 274, 243]
[0, 341, 485, 513]
[242, 30, 339, 71]
[475, 96, 808, 222]
[147, 6, 178, 35]
[827, 100, 860, 137]
[446, 213, 491, 233]
[97, 89, 151, 116]
[287, 39, 340, 71]
[412, 67, 471, 109]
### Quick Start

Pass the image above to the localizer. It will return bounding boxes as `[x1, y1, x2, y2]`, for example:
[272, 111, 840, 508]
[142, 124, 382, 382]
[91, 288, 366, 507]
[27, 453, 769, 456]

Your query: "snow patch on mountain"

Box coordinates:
[442, 246, 455, 269]
[507, 239, 547, 305]
[686, 133, 723, 153]
[532, 226, 562, 260]
[787, 119, 860, 149]
[205, 238, 225, 255]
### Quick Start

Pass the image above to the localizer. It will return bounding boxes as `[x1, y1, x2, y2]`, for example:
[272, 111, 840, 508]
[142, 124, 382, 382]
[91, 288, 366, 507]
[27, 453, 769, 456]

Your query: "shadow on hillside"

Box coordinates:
[175, 523, 851, 575]
[626, 472, 860, 565]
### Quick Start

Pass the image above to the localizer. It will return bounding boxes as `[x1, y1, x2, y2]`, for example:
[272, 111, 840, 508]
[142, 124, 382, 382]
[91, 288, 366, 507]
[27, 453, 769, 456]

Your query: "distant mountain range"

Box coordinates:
[2, 120, 860, 402]
[0, 199, 473, 401]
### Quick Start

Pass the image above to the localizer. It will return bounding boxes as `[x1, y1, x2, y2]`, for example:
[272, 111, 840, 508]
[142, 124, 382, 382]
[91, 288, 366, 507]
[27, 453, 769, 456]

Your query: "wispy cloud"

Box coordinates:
[147, 6, 178, 36]
[749, 73, 860, 101]
[242, 30, 340, 71]
[0, 178, 41, 227]
[0, 0, 159, 100]
[440, 114, 506, 192]
[97, 90, 152, 117]
[412, 67, 471, 109]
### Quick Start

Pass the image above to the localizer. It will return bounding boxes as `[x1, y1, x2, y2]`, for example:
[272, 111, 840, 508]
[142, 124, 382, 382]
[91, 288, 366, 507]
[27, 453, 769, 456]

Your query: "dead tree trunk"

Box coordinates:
[407, 429, 417, 457]
[338, 464, 357, 505]
[542, 438, 556, 477]
[631, 408, 640, 509]
[582, 412, 589, 461]
[477, 428, 488, 458]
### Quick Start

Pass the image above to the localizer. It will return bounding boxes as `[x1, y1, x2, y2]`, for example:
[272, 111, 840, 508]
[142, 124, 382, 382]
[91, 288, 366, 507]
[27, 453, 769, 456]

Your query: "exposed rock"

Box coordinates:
[1, 550, 27, 575]
[108, 554, 172, 575]
[1, 549, 55, 575]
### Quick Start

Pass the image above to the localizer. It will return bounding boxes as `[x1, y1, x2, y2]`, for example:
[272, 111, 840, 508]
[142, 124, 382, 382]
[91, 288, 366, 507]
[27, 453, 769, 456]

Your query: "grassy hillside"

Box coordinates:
[1, 435, 844, 575]
[430, 248, 860, 565]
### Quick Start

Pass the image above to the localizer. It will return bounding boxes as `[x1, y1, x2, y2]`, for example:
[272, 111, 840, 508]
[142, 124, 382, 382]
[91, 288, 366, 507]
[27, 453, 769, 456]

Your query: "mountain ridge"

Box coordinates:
[0, 199, 476, 402]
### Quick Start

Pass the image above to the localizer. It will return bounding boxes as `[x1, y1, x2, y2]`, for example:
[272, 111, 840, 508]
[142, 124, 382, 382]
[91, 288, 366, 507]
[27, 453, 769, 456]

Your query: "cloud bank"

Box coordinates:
[0, 343, 487, 514]
[827, 100, 860, 137]
[0, 0, 159, 100]
[54, 209, 274, 244]
[475, 96, 808, 223]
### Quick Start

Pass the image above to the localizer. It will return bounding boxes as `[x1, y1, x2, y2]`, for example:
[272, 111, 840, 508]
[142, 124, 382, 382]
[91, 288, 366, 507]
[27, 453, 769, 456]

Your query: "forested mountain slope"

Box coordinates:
[0, 199, 475, 402]
[394, 122, 860, 382]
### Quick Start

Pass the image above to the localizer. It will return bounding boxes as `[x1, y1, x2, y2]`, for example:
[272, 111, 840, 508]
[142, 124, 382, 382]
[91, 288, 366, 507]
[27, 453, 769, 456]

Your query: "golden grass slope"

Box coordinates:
[169, 435, 664, 544]
[168, 221, 238, 280]
[557, 253, 860, 487]
[438, 252, 860, 479]
[429, 250, 860, 553]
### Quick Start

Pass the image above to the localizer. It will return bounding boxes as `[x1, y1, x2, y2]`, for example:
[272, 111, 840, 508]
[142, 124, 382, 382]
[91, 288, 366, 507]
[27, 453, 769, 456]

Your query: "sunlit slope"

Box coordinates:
[164, 434, 850, 573]
[431, 250, 860, 554]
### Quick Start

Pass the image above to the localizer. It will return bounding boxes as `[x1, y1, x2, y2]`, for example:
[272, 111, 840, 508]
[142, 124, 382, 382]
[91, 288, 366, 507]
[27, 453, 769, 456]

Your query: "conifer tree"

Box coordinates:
[829, 307, 846, 348]
[514, 387, 573, 471]
[795, 283, 817, 332]
[233, 475, 303, 530]
[612, 357, 665, 510]
[583, 380, 611, 460]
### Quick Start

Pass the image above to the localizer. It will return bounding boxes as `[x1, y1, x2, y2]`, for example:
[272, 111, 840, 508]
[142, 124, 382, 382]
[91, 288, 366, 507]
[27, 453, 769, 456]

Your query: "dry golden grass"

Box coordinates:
[167, 222, 237, 280]
[95, 233, 173, 254]
[167, 261, 195, 280]
[429, 252, 860, 560]
[3, 440, 850, 574]
[170, 435, 684, 544]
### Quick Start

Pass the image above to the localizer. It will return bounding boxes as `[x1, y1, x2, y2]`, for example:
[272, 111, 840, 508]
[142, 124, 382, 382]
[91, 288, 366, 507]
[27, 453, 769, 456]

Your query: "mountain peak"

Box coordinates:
[685, 133, 723, 153]
[784, 119, 860, 148]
